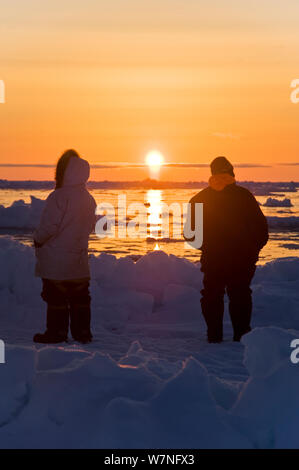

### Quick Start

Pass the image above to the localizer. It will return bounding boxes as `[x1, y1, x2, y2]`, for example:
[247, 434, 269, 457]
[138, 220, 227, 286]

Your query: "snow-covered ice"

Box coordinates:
[267, 216, 299, 229]
[263, 197, 293, 208]
[0, 196, 44, 229]
[0, 237, 298, 448]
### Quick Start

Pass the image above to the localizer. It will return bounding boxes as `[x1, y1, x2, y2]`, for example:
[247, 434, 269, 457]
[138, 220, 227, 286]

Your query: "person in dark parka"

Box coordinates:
[185, 157, 268, 343]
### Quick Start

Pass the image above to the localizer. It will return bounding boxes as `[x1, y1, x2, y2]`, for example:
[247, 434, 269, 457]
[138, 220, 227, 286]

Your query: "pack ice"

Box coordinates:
[0, 237, 298, 449]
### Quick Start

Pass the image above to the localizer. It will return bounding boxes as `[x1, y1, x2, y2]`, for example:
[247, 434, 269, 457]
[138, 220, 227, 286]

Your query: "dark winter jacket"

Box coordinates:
[185, 176, 269, 270]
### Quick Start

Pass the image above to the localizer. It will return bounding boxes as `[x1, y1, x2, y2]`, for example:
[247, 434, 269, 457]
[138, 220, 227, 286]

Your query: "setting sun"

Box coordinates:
[145, 151, 164, 179]
[145, 151, 165, 168]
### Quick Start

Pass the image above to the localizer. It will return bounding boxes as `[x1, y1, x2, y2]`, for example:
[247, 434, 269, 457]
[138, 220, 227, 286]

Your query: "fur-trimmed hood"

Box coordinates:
[209, 173, 236, 191]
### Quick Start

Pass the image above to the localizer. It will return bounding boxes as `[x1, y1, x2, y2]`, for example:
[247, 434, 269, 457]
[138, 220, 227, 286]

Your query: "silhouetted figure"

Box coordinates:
[33, 150, 96, 344]
[186, 157, 268, 343]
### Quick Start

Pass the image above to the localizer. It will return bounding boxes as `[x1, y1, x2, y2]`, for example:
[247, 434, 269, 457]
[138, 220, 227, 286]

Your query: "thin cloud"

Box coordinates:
[233, 163, 271, 168]
[0, 164, 55, 168]
[165, 163, 271, 168]
[278, 162, 299, 166]
[0, 162, 271, 169]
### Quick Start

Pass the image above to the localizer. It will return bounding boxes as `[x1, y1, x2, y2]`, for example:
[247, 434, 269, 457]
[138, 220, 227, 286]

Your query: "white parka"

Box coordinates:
[34, 157, 97, 280]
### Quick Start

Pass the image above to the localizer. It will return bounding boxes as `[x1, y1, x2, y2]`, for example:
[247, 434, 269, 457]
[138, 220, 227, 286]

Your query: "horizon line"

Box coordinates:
[0, 178, 298, 185]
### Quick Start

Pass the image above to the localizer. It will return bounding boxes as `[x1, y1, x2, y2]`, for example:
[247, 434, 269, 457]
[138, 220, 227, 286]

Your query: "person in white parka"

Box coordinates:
[33, 149, 97, 344]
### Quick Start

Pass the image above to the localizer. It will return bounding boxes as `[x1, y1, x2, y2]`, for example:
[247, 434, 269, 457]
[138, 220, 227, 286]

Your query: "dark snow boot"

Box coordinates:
[233, 326, 252, 342]
[70, 303, 92, 344]
[33, 304, 69, 344]
[33, 331, 68, 344]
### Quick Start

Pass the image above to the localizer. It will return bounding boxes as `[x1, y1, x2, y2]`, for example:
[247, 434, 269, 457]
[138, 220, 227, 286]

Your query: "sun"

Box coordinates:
[145, 150, 165, 168]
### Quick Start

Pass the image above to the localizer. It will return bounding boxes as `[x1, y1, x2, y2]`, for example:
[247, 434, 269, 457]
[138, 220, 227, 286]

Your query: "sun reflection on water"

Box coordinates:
[146, 190, 163, 240]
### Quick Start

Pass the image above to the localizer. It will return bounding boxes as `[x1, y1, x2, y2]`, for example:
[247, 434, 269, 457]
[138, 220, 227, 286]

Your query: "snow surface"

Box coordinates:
[0, 237, 298, 449]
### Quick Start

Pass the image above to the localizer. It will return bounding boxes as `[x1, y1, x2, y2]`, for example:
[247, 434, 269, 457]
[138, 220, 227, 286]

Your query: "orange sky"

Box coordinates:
[0, 0, 299, 181]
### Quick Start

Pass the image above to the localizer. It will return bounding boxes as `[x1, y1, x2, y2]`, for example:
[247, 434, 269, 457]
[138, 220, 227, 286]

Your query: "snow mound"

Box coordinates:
[0, 196, 44, 229]
[90, 250, 203, 329]
[263, 197, 293, 207]
[231, 328, 299, 448]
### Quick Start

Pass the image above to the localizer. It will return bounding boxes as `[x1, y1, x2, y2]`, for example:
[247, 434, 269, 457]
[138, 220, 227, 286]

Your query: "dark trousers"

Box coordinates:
[41, 278, 91, 340]
[200, 264, 256, 342]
